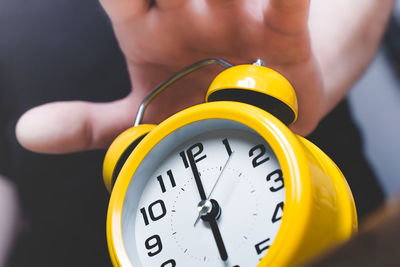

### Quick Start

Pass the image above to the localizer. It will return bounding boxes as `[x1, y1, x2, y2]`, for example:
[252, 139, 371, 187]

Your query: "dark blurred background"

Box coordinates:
[0, 0, 399, 266]
[0, 1, 130, 266]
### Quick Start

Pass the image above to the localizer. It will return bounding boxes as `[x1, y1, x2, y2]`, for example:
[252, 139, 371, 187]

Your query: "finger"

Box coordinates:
[266, 0, 310, 34]
[154, 0, 186, 10]
[99, 0, 151, 22]
[269, 0, 310, 14]
[205, 0, 236, 7]
[16, 94, 137, 154]
[206, 0, 250, 10]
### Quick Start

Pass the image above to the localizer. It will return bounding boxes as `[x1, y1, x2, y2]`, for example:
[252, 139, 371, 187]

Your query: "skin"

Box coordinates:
[0, 175, 19, 266]
[15, 0, 394, 154]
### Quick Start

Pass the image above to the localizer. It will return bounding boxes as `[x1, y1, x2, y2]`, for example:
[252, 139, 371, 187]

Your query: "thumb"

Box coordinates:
[16, 94, 137, 154]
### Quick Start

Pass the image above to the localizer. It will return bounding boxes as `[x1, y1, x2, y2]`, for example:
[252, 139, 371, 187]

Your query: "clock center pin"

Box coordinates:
[198, 199, 222, 221]
[197, 199, 213, 216]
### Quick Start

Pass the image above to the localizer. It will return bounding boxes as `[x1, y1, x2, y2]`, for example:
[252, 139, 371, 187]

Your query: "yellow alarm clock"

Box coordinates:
[103, 59, 357, 267]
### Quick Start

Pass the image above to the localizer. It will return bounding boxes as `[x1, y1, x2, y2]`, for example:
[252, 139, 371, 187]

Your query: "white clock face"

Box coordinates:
[121, 119, 285, 267]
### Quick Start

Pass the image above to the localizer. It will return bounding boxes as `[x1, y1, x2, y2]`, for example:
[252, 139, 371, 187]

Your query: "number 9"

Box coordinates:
[145, 234, 163, 257]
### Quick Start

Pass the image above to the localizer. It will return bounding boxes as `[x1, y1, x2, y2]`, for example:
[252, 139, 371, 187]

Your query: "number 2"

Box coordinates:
[249, 144, 270, 168]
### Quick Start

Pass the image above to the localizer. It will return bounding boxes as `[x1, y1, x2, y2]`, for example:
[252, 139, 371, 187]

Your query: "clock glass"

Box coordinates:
[120, 119, 285, 267]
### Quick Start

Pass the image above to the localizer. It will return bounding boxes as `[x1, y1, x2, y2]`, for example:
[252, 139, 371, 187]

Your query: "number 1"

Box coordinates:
[222, 138, 233, 156]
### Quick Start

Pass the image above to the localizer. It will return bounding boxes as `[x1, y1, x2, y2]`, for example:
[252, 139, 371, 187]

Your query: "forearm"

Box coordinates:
[309, 0, 394, 116]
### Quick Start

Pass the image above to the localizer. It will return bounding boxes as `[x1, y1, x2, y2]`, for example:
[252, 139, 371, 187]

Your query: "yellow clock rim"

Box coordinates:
[106, 101, 314, 267]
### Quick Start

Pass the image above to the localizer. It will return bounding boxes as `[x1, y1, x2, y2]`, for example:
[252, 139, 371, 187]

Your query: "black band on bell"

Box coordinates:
[111, 135, 146, 190]
[207, 89, 296, 125]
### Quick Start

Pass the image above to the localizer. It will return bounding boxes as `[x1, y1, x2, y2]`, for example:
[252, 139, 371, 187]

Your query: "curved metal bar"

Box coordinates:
[134, 58, 234, 126]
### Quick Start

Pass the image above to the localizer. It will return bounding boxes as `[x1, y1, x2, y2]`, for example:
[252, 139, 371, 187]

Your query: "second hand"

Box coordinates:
[194, 151, 234, 226]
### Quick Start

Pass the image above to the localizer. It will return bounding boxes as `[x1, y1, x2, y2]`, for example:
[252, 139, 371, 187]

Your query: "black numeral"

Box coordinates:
[266, 169, 284, 192]
[157, 170, 176, 193]
[188, 143, 207, 163]
[145, 234, 163, 257]
[222, 138, 233, 156]
[161, 259, 176, 267]
[179, 142, 207, 168]
[249, 144, 270, 168]
[271, 202, 284, 223]
[179, 151, 189, 168]
[140, 199, 167, 226]
[255, 238, 271, 255]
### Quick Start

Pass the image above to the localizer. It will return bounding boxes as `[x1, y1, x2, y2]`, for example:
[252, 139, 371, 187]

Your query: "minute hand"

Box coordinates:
[187, 148, 207, 200]
[187, 146, 229, 261]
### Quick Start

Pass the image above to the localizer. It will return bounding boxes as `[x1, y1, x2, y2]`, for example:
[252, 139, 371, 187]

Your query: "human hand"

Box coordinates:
[16, 0, 323, 153]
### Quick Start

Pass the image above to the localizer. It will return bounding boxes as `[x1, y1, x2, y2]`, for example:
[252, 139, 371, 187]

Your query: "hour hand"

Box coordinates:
[202, 199, 228, 261]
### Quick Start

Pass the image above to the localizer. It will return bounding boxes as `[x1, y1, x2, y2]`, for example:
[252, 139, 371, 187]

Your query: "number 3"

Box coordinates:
[266, 169, 284, 192]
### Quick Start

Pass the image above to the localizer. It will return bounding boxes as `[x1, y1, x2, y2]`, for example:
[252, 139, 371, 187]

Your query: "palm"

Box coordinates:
[17, 0, 323, 153]
[117, 3, 307, 66]
[108, 0, 322, 132]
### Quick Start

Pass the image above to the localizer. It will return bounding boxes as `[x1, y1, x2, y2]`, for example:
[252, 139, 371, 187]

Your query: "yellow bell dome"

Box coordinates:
[103, 124, 156, 192]
[205, 64, 298, 125]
